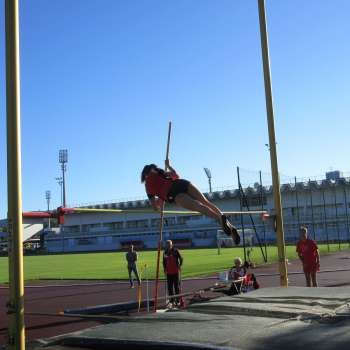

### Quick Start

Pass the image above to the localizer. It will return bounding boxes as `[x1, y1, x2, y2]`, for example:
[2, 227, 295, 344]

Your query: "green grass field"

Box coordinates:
[0, 243, 348, 283]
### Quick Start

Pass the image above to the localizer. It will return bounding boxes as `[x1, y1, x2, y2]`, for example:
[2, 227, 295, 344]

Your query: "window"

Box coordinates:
[126, 220, 138, 228]
[291, 207, 304, 216]
[164, 217, 176, 226]
[81, 224, 89, 232]
[177, 216, 191, 225]
[63, 225, 80, 233]
[77, 238, 97, 245]
[136, 220, 148, 228]
[102, 222, 115, 230]
[151, 218, 161, 227]
[70, 225, 80, 233]
[89, 223, 102, 232]
[114, 222, 124, 229]
[242, 195, 267, 207]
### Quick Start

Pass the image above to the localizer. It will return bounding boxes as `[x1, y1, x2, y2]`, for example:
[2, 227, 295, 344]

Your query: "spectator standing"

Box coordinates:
[296, 226, 320, 287]
[126, 244, 141, 288]
[163, 240, 183, 306]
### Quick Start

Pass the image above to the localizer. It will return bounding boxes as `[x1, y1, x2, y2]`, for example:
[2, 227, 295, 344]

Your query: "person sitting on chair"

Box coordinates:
[227, 257, 259, 295]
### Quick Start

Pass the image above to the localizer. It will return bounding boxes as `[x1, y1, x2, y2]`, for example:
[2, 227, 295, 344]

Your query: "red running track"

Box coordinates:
[1, 250, 350, 347]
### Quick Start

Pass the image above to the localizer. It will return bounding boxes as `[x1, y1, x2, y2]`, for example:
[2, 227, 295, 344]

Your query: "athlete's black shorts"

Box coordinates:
[167, 179, 190, 203]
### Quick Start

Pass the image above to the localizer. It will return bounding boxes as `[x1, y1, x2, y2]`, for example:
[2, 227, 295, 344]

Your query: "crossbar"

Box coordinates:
[69, 207, 268, 216]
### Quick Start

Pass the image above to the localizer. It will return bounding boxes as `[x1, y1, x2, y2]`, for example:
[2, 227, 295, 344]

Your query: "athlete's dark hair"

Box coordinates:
[141, 164, 167, 183]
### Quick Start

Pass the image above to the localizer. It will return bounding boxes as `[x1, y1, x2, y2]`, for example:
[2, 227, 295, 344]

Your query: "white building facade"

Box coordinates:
[44, 173, 350, 253]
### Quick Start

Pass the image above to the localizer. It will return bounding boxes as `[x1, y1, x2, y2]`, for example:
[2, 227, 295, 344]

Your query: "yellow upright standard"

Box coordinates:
[257, 0, 288, 287]
[5, 0, 25, 348]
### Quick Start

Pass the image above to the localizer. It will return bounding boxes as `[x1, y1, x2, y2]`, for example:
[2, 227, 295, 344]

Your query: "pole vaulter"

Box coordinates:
[140, 122, 265, 310]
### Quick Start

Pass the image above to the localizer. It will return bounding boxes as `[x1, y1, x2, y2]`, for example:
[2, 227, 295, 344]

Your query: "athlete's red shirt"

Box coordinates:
[163, 248, 183, 274]
[296, 238, 319, 273]
[145, 171, 179, 201]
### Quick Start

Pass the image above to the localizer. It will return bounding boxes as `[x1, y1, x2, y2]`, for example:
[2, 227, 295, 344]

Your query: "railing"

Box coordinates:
[47, 221, 221, 238]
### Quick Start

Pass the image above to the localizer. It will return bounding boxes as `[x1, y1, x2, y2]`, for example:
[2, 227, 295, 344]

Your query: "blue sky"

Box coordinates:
[1, 0, 350, 217]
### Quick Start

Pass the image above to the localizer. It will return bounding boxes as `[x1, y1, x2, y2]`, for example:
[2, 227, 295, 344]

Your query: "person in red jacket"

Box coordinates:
[141, 161, 240, 245]
[296, 226, 320, 287]
[163, 240, 183, 306]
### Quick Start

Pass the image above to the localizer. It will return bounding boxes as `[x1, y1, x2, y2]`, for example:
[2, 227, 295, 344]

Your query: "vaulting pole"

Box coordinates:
[258, 0, 288, 287]
[5, 0, 25, 348]
[154, 121, 172, 312]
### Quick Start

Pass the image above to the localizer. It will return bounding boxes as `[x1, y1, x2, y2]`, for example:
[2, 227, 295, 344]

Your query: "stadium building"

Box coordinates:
[42, 171, 350, 253]
[1, 171, 349, 254]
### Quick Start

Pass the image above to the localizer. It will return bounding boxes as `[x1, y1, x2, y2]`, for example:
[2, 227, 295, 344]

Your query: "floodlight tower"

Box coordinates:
[55, 177, 63, 206]
[203, 167, 212, 193]
[45, 190, 51, 228]
[59, 149, 68, 207]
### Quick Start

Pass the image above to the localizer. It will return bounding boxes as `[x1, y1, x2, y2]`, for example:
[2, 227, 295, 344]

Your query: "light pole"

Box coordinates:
[58, 150, 68, 207]
[45, 191, 51, 229]
[203, 167, 212, 193]
[55, 177, 63, 206]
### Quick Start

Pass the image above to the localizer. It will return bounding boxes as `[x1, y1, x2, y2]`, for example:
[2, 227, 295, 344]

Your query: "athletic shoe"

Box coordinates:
[230, 225, 241, 245]
[221, 215, 233, 236]
[221, 215, 240, 245]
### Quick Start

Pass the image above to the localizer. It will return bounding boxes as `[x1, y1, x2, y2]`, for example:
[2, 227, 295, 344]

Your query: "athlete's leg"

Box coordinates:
[174, 273, 180, 304]
[174, 193, 220, 222]
[175, 188, 240, 244]
[311, 271, 318, 287]
[132, 266, 141, 285]
[304, 272, 311, 287]
[186, 183, 237, 232]
[128, 266, 134, 288]
[187, 183, 223, 219]
[167, 274, 176, 304]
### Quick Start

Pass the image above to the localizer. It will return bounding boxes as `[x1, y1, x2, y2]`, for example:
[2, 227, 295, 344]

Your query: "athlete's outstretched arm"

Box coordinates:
[149, 197, 164, 211]
[165, 159, 179, 178]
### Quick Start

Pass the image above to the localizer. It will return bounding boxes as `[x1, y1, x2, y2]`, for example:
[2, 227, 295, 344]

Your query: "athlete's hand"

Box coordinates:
[152, 202, 161, 211]
[155, 198, 164, 209]
[151, 198, 162, 211]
